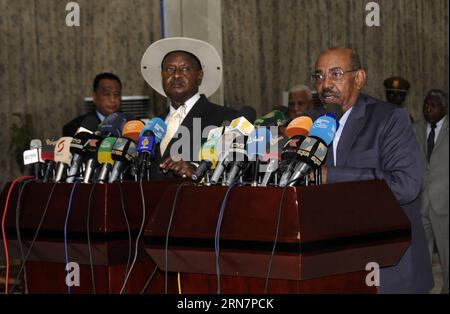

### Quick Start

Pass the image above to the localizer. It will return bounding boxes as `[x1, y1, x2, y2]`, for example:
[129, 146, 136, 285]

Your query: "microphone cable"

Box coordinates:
[118, 181, 132, 287]
[140, 264, 158, 294]
[214, 178, 241, 294]
[264, 185, 288, 294]
[14, 178, 35, 294]
[9, 182, 58, 294]
[1, 176, 33, 294]
[164, 181, 194, 294]
[86, 182, 97, 294]
[177, 272, 182, 294]
[64, 180, 79, 294]
[119, 178, 146, 294]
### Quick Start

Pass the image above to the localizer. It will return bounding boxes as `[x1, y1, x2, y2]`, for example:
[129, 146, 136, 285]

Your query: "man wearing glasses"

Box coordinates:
[311, 47, 433, 293]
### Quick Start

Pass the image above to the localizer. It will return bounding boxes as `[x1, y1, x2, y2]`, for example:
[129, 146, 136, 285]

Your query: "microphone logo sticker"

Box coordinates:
[57, 140, 65, 153]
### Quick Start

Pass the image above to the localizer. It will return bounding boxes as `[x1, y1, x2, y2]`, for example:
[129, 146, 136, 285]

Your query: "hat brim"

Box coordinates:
[141, 37, 222, 98]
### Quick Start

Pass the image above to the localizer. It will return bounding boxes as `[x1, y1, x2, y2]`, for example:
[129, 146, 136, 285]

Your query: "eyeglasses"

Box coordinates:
[311, 67, 359, 83]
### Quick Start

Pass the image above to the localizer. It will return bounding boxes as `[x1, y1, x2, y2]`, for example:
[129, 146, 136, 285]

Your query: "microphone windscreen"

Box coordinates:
[247, 127, 271, 159]
[199, 139, 218, 167]
[309, 115, 337, 146]
[140, 117, 167, 143]
[41, 143, 55, 161]
[254, 110, 287, 126]
[285, 116, 313, 139]
[54, 137, 73, 164]
[30, 139, 42, 149]
[122, 120, 145, 142]
[229, 116, 255, 136]
[98, 137, 117, 164]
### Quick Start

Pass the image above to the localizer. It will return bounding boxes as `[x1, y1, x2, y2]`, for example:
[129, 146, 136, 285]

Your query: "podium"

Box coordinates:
[144, 180, 411, 293]
[1, 179, 410, 293]
[0, 180, 182, 293]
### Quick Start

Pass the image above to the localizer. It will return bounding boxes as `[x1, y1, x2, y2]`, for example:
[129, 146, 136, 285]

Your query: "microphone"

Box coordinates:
[97, 137, 117, 183]
[278, 116, 314, 186]
[192, 141, 219, 182]
[30, 139, 43, 179]
[288, 115, 337, 186]
[245, 127, 272, 186]
[23, 139, 42, 179]
[223, 135, 249, 185]
[121, 120, 145, 143]
[82, 137, 101, 184]
[109, 138, 138, 183]
[66, 116, 100, 183]
[254, 110, 288, 127]
[192, 126, 228, 182]
[100, 112, 135, 137]
[260, 134, 289, 186]
[41, 140, 57, 183]
[210, 116, 255, 184]
[54, 137, 73, 182]
[108, 120, 144, 183]
[136, 118, 167, 180]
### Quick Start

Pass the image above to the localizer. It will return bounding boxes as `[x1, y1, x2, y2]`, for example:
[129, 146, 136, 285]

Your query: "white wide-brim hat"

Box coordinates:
[141, 37, 223, 98]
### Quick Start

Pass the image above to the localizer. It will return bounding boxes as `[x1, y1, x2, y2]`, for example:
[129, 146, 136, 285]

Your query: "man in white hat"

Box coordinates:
[141, 37, 237, 178]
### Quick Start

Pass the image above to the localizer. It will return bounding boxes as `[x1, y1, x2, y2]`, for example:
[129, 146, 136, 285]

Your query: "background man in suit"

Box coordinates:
[62, 72, 122, 136]
[313, 47, 433, 293]
[141, 37, 237, 178]
[287, 84, 313, 119]
[414, 89, 449, 294]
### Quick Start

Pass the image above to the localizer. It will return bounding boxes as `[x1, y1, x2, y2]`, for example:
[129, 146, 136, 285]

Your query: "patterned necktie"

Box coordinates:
[427, 124, 436, 162]
[160, 104, 186, 156]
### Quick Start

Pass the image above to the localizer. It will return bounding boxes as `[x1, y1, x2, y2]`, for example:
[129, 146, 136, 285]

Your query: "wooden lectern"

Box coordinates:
[0, 181, 181, 294]
[144, 180, 411, 293]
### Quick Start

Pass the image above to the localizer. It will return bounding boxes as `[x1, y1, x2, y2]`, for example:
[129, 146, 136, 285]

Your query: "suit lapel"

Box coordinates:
[336, 94, 368, 167]
[434, 115, 449, 150]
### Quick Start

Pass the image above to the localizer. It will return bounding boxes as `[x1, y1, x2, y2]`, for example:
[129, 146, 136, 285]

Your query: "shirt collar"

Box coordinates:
[428, 115, 447, 129]
[168, 93, 200, 118]
[96, 110, 106, 122]
[339, 106, 353, 127]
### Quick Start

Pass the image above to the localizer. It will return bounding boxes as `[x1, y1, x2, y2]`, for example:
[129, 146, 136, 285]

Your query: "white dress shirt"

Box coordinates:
[427, 115, 447, 143]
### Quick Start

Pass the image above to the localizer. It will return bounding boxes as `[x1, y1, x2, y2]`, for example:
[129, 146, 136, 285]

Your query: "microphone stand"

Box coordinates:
[314, 168, 322, 185]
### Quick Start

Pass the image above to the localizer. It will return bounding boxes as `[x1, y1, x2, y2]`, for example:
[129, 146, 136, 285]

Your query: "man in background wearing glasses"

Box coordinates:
[311, 47, 433, 293]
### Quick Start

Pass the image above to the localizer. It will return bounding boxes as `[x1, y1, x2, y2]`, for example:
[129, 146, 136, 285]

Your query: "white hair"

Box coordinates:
[289, 84, 312, 99]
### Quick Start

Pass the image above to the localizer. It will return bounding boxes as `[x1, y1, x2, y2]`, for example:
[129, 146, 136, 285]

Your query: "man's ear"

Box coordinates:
[197, 69, 204, 86]
[92, 92, 98, 105]
[355, 69, 366, 90]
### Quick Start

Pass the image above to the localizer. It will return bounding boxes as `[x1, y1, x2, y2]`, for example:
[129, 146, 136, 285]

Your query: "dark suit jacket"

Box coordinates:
[325, 93, 433, 293]
[151, 95, 238, 179]
[62, 110, 101, 137]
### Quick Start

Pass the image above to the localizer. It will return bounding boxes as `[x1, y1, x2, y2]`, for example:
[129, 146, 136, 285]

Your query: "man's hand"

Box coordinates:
[160, 157, 195, 178]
